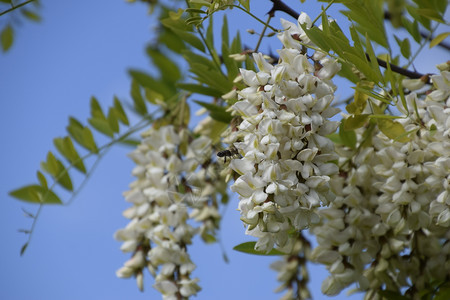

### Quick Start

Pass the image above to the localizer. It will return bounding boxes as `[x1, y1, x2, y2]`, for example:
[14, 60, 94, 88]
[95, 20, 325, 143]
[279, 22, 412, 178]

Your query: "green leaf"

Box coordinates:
[194, 100, 232, 123]
[327, 133, 341, 144]
[221, 14, 229, 48]
[20, 243, 29, 256]
[67, 118, 98, 153]
[201, 232, 216, 243]
[129, 79, 148, 114]
[88, 97, 115, 137]
[21, 9, 41, 22]
[238, 0, 250, 10]
[233, 242, 285, 256]
[301, 24, 331, 53]
[117, 138, 140, 147]
[416, 8, 444, 23]
[365, 33, 384, 83]
[406, 4, 431, 30]
[129, 69, 174, 100]
[90, 96, 106, 119]
[113, 97, 129, 125]
[352, 85, 390, 104]
[146, 47, 181, 83]
[339, 122, 357, 149]
[1, 25, 13, 52]
[53, 136, 87, 173]
[184, 8, 207, 14]
[89, 118, 114, 137]
[341, 0, 389, 49]
[186, 16, 203, 26]
[430, 32, 450, 49]
[401, 17, 421, 43]
[9, 185, 63, 204]
[161, 16, 205, 52]
[346, 81, 372, 114]
[107, 107, 119, 133]
[377, 119, 410, 142]
[41, 152, 73, 191]
[184, 51, 233, 93]
[342, 51, 379, 83]
[177, 83, 223, 97]
[394, 35, 411, 59]
[344, 114, 369, 130]
[158, 24, 187, 54]
[36, 171, 47, 188]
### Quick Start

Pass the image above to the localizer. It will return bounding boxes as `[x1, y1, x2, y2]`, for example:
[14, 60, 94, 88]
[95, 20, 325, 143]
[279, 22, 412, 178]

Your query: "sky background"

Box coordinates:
[0, 1, 448, 299]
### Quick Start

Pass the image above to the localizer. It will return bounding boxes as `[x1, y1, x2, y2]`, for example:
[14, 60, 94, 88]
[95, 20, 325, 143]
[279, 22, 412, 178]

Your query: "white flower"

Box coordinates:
[115, 125, 223, 297]
[226, 45, 340, 253]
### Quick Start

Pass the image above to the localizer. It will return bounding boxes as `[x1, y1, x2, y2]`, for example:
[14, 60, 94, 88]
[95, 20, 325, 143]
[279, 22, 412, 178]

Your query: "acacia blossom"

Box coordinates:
[225, 13, 341, 255]
[115, 125, 222, 299]
[312, 66, 450, 298]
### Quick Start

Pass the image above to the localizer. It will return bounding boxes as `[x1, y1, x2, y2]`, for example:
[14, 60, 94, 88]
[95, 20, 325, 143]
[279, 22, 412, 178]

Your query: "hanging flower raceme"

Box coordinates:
[312, 66, 450, 297]
[115, 124, 221, 298]
[226, 36, 341, 253]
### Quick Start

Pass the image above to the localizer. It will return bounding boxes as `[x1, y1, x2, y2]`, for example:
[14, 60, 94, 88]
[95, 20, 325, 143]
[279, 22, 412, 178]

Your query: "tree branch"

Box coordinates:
[268, 0, 432, 84]
[0, 0, 37, 17]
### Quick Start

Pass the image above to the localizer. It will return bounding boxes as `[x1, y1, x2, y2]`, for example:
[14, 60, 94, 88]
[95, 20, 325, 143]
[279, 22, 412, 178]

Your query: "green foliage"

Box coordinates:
[194, 100, 233, 123]
[10, 184, 62, 205]
[0, 24, 13, 52]
[233, 242, 285, 256]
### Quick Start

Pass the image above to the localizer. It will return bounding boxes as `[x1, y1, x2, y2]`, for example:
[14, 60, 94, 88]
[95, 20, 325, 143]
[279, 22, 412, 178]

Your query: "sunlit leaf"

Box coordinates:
[9, 185, 63, 204]
[430, 32, 450, 49]
[377, 119, 410, 142]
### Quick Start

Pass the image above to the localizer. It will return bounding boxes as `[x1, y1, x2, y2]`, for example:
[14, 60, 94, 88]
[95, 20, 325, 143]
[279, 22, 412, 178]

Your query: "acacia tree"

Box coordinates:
[6, 0, 450, 299]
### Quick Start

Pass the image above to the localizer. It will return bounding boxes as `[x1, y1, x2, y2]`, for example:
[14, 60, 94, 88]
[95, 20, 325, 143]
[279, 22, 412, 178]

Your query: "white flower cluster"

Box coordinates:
[115, 125, 220, 299]
[312, 67, 450, 297]
[227, 14, 341, 254]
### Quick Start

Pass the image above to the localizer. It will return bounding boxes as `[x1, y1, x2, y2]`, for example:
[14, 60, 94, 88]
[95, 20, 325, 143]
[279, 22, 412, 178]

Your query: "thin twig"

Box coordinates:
[0, 0, 36, 17]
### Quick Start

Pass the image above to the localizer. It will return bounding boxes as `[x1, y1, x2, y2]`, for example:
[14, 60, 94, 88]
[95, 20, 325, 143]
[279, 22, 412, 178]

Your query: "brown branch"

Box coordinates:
[268, 0, 433, 84]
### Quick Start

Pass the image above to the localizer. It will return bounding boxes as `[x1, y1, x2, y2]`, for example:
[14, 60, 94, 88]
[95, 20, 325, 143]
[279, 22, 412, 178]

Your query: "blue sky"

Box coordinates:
[0, 1, 448, 299]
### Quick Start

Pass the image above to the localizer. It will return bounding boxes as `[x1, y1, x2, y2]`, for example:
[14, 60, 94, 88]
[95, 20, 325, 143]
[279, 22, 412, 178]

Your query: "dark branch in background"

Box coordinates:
[384, 11, 450, 52]
[0, 0, 36, 17]
[370, 54, 429, 81]
[268, 0, 432, 84]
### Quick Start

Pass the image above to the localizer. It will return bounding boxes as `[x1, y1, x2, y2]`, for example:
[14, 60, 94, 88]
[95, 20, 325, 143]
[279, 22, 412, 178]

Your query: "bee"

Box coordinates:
[217, 147, 239, 163]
